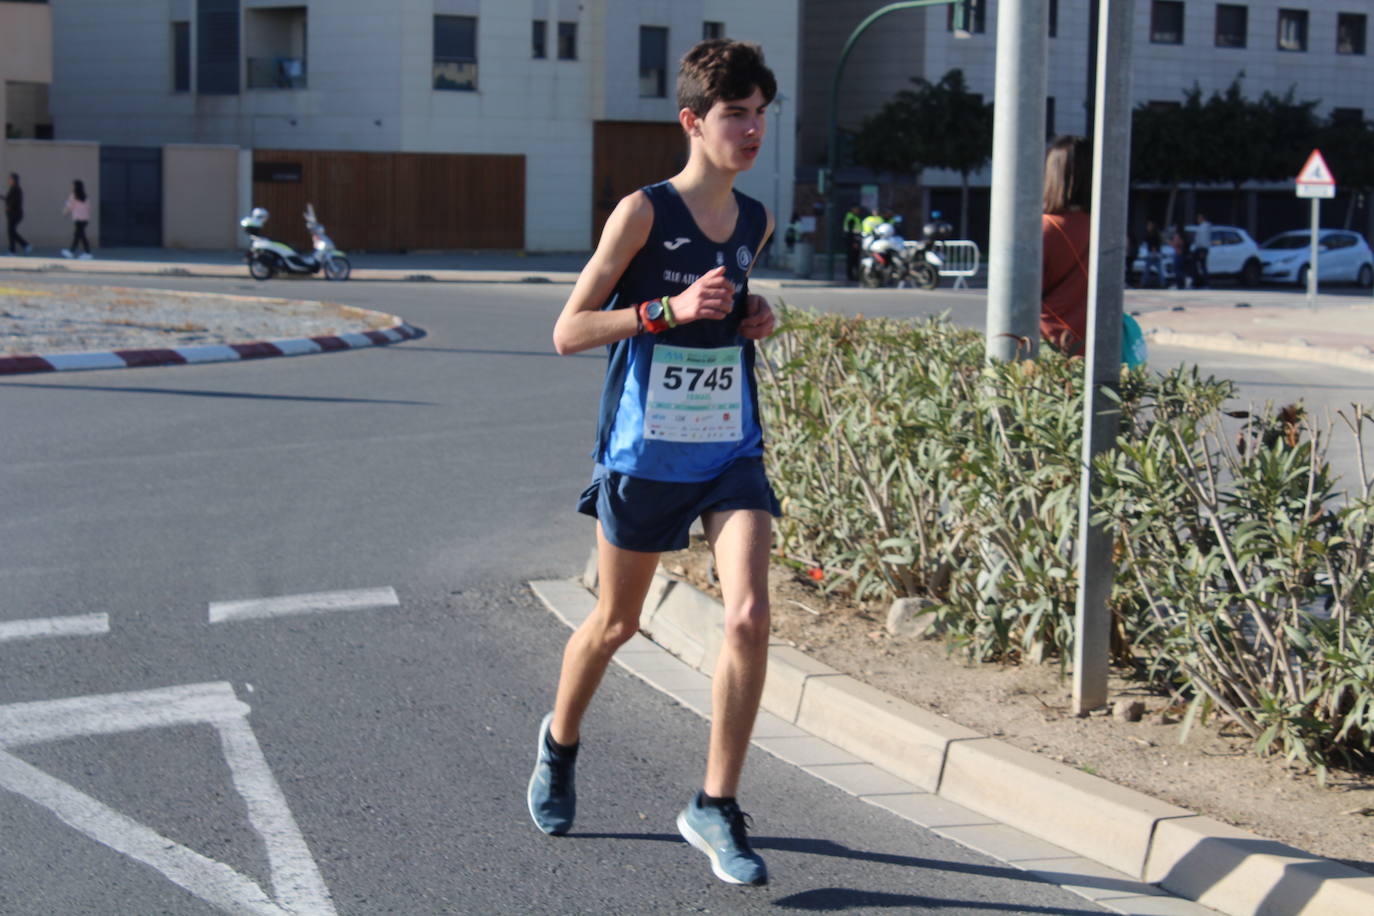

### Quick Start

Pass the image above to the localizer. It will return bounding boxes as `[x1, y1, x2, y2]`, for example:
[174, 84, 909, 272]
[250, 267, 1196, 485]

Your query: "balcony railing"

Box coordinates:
[247, 57, 307, 90]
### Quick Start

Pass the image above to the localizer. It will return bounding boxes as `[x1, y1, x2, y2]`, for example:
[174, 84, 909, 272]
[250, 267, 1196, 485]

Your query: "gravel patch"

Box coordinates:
[0, 283, 393, 356]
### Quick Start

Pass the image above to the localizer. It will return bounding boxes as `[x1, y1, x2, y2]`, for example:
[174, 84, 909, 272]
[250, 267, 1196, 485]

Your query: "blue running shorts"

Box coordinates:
[577, 456, 781, 553]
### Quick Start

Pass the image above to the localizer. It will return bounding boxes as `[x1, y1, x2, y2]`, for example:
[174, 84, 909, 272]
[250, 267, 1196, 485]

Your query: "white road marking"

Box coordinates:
[208, 587, 399, 624]
[0, 613, 110, 644]
[0, 682, 336, 915]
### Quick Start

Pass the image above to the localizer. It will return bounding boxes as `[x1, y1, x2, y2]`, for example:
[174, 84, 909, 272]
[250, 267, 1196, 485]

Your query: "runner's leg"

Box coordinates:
[701, 508, 771, 797]
[550, 522, 659, 745]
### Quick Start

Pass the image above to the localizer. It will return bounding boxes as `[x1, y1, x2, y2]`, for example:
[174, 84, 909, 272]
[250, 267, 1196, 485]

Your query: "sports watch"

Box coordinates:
[639, 298, 671, 334]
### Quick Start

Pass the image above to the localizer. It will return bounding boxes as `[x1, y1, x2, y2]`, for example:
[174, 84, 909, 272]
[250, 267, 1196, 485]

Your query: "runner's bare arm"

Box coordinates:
[740, 209, 776, 340]
[552, 193, 740, 354]
[553, 192, 655, 355]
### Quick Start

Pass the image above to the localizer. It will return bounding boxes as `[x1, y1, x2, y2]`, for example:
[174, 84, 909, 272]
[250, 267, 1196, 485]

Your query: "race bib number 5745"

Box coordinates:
[644, 345, 744, 443]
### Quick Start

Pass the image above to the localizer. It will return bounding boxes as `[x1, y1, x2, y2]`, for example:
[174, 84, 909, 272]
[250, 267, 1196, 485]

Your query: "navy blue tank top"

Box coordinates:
[593, 181, 768, 482]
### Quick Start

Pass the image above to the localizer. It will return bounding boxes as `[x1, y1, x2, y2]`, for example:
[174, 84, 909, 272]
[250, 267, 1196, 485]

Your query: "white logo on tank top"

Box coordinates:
[716, 250, 724, 266]
[663, 237, 691, 251]
[736, 245, 752, 270]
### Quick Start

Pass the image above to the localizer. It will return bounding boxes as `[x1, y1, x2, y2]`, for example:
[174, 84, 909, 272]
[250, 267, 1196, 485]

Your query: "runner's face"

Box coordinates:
[695, 88, 767, 173]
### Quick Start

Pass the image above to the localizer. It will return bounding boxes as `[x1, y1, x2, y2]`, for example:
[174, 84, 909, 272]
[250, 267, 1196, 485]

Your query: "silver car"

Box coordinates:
[1130, 224, 1263, 287]
[1258, 229, 1374, 287]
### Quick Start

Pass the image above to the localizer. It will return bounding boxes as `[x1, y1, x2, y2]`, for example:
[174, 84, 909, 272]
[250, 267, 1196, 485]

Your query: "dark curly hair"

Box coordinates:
[677, 39, 777, 118]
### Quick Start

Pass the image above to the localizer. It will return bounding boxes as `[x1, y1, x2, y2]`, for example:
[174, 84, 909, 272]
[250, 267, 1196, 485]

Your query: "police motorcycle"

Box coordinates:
[859, 221, 923, 289]
[239, 203, 351, 281]
[898, 217, 955, 291]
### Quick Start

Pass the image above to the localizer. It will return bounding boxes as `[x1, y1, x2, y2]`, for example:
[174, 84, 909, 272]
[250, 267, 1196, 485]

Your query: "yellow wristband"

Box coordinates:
[662, 295, 676, 328]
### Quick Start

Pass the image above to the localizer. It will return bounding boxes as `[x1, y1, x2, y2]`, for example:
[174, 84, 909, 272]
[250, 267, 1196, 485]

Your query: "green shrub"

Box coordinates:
[759, 305, 1374, 775]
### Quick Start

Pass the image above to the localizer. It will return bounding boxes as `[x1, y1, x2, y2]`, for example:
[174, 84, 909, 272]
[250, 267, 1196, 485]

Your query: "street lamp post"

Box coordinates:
[821, 0, 972, 280]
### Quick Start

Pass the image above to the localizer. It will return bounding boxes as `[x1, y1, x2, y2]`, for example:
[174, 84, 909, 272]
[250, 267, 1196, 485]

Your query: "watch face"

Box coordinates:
[646, 301, 665, 321]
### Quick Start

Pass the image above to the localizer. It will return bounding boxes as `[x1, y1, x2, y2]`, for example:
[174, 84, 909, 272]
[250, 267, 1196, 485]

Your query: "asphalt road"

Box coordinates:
[1, 274, 1116, 915]
[2, 272, 1365, 914]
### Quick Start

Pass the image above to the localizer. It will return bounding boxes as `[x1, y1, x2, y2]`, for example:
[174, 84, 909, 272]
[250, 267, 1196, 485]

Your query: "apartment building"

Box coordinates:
[47, 0, 800, 251]
[802, 1, 1373, 241]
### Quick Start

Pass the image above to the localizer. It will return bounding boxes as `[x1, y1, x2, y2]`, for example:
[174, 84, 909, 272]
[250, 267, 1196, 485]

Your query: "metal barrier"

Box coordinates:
[934, 239, 981, 289]
[905, 239, 981, 289]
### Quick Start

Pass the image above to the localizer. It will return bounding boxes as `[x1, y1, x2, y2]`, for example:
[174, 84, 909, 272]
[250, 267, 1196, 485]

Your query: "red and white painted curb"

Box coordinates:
[0, 319, 425, 376]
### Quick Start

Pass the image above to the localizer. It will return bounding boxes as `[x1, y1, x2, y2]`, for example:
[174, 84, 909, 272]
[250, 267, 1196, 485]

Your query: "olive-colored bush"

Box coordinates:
[759, 306, 1374, 776]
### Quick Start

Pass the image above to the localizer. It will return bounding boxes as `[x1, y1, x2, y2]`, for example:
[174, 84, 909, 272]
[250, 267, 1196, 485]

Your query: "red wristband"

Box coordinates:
[639, 299, 670, 334]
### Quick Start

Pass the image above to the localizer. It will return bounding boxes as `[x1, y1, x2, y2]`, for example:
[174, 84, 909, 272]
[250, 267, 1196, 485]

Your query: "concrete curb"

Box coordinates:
[1146, 328, 1374, 376]
[0, 288, 425, 376]
[601, 568, 1374, 916]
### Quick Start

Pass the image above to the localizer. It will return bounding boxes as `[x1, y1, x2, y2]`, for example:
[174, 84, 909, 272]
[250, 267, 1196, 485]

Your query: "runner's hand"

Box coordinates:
[670, 266, 735, 323]
[739, 294, 775, 340]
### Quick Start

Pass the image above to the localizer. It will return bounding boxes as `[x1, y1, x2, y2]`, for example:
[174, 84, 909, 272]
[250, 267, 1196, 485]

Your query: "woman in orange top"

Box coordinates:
[1039, 135, 1092, 356]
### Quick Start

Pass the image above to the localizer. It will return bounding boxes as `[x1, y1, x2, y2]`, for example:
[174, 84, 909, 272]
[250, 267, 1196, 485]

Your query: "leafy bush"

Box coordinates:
[759, 306, 1374, 775]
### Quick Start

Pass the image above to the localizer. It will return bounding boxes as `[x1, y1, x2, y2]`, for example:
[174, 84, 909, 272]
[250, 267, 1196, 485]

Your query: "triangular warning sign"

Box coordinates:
[0, 683, 336, 915]
[1297, 149, 1335, 185]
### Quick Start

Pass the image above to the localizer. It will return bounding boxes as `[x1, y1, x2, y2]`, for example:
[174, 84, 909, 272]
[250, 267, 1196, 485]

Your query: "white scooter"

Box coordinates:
[239, 204, 351, 281]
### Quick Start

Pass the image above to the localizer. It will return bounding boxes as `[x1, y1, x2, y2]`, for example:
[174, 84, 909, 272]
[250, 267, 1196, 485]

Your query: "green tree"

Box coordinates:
[1130, 86, 1208, 228]
[1316, 112, 1374, 228]
[852, 69, 993, 236]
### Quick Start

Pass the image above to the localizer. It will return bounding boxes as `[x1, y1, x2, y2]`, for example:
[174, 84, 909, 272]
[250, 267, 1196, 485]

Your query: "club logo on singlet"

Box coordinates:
[664, 237, 691, 251]
[736, 245, 752, 270]
[715, 251, 724, 266]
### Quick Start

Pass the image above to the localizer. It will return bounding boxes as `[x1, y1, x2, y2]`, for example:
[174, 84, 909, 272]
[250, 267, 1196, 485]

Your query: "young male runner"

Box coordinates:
[530, 39, 779, 887]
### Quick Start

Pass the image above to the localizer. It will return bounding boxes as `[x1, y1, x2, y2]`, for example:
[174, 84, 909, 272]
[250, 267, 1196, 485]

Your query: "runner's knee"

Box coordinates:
[722, 598, 769, 650]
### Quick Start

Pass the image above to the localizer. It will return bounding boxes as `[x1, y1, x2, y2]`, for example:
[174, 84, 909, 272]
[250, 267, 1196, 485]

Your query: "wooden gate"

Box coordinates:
[252, 150, 524, 251]
[592, 122, 686, 245]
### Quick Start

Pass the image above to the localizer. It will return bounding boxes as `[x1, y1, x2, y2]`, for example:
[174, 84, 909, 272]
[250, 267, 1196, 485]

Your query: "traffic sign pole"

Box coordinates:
[1295, 149, 1337, 308]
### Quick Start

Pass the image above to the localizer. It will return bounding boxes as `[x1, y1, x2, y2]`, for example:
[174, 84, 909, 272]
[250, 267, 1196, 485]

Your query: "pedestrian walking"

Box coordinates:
[1168, 225, 1188, 288]
[62, 180, 93, 259]
[1192, 212, 1212, 288]
[1039, 135, 1092, 357]
[5, 173, 32, 255]
[843, 203, 863, 280]
[1143, 220, 1162, 288]
[534, 38, 779, 887]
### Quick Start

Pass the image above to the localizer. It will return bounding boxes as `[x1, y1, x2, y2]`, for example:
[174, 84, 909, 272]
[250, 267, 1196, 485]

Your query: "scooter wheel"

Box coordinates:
[248, 256, 276, 281]
[859, 264, 881, 288]
[913, 263, 939, 290]
[324, 255, 351, 281]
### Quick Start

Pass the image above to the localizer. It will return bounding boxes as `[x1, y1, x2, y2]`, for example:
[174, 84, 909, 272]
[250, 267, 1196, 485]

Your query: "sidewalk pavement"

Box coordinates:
[7, 248, 1374, 912]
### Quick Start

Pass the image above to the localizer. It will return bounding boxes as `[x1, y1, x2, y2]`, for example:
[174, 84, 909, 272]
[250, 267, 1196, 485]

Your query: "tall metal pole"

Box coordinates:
[984, 0, 1049, 362]
[1072, 0, 1134, 715]
[822, 1, 958, 281]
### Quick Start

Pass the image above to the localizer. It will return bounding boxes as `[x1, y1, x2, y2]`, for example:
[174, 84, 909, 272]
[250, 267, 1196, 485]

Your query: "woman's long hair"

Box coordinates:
[1042, 135, 1091, 215]
[73, 180, 87, 203]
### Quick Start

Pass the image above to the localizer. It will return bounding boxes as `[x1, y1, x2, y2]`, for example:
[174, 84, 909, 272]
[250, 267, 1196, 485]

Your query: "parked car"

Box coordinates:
[1258, 229, 1374, 287]
[1129, 224, 1263, 287]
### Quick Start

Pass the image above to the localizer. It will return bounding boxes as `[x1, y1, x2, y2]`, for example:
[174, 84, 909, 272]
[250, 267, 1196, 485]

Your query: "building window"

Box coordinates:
[639, 26, 668, 98]
[557, 21, 578, 60]
[703, 21, 724, 40]
[945, 2, 985, 33]
[1048, 0, 1058, 37]
[434, 15, 477, 90]
[1277, 9, 1307, 51]
[1338, 13, 1367, 55]
[1215, 4, 1247, 48]
[245, 6, 308, 90]
[1046, 96, 1056, 139]
[172, 21, 191, 92]
[1150, 1, 1184, 44]
[197, 0, 240, 96]
[532, 20, 547, 59]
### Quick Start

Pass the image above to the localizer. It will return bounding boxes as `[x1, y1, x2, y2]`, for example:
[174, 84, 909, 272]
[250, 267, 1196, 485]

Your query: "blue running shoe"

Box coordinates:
[676, 792, 768, 886]
[527, 712, 576, 836]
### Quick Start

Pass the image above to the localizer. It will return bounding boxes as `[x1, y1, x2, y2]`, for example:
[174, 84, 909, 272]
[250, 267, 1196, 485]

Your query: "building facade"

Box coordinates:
[802, 0, 1374, 243]
[48, 0, 800, 251]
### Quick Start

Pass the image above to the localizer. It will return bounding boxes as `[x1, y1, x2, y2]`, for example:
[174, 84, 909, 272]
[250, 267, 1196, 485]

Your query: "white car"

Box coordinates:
[1130, 225, 1263, 287]
[1258, 229, 1374, 287]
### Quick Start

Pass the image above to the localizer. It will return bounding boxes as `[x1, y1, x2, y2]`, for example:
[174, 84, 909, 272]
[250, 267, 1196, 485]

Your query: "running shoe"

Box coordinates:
[676, 791, 768, 886]
[526, 712, 576, 836]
